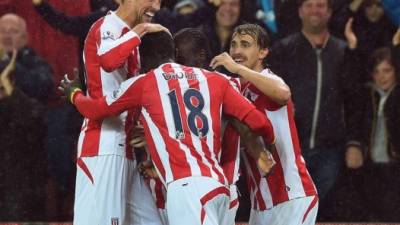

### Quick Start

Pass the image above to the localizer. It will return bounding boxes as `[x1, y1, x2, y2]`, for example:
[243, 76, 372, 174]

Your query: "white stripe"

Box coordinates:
[141, 108, 171, 185]
[265, 107, 306, 199]
[105, 74, 146, 105]
[98, 26, 139, 55]
[154, 66, 201, 177]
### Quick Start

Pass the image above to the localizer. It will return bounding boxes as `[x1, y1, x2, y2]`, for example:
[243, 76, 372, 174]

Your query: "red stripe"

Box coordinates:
[80, 18, 105, 157]
[266, 147, 290, 206]
[229, 198, 239, 209]
[155, 178, 166, 209]
[124, 109, 138, 160]
[76, 158, 94, 184]
[287, 100, 317, 196]
[200, 186, 230, 224]
[302, 195, 319, 223]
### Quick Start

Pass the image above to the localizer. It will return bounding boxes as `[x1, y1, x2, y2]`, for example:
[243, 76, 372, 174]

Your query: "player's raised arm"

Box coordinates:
[97, 22, 168, 72]
[60, 72, 145, 120]
[211, 52, 291, 105]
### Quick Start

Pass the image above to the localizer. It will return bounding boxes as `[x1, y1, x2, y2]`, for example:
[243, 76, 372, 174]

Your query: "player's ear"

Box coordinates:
[258, 48, 269, 61]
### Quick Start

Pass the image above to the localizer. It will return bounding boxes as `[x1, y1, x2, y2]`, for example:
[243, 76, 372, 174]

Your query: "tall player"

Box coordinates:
[211, 24, 318, 225]
[61, 31, 276, 225]
[75, 0, 169, 224]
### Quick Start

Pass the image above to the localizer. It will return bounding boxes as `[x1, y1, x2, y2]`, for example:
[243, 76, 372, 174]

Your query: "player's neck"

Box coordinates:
[115, 7, 136, 28]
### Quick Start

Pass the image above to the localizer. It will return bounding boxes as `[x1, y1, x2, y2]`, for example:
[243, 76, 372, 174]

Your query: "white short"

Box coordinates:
[166, 177, 230, 225]
[249, 195, 318, 225]
[73, 155, 163, 225]
[221, 184, 239, 225]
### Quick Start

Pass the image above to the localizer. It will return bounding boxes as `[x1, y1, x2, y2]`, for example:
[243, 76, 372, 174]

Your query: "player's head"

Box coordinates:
[369, 47, 398, 91]
[173, 28, 211, 68]
[117, 0, 161, 24]
[229, 23, 270, 71]
[0, 13, 28, 52]
[139, 31, 175, 73]
[298, 0, 332, 34]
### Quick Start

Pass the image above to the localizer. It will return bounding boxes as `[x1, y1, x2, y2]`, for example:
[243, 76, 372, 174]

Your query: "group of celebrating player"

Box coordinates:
[58, 0, 319, 225]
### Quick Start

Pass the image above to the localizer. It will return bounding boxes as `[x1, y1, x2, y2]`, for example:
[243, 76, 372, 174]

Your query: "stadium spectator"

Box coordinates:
[267, 0, 362, 218]
[0, 13, 54, 104]
[351, 0, 397, 83]
[333, 29, 400, 222]
[0, 49, 48, 221]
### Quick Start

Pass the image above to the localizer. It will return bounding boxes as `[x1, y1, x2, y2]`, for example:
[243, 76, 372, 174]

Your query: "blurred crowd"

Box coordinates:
[0, 0, 399, 222]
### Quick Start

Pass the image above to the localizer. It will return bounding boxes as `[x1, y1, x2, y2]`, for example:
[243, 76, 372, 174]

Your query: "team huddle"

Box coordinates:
[59, 0, 318, 225]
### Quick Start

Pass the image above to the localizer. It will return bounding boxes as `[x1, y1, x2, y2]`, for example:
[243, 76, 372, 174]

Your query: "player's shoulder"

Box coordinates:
[261, 68, 286, 84]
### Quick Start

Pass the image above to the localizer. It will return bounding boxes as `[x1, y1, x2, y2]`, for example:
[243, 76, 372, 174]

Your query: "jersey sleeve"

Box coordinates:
[73, 75, 146, 120]
[222, 80, 275, 145]
[97, 27, 141, 72]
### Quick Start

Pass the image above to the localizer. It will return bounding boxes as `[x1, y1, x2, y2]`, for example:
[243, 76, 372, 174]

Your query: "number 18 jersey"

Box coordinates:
[73, 63, 275, 186]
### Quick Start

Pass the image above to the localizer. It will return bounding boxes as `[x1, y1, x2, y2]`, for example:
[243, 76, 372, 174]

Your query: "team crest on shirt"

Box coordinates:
[243, 89, 259, 102]
[111, 217, 119, 225]
[102, 31, 115, 41]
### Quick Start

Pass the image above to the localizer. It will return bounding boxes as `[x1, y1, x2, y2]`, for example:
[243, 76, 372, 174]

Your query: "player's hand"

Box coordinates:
[344, 18, 357, 49]
[32, 0, 43, 6]
[0, 49, 17, 97]
[392, 28, 400, 46]
[257, 148, 276, 177]
[138, 160, 158, 179]
[133, 23, 171, 37]
[210, 52, 244, 74]
[58, 68, 82, 103]
[345, 146, 363, 169]
[129, 125, 147, 148]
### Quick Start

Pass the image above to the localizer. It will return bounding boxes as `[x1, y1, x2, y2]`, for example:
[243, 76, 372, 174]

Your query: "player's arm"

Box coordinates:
[228, 118, 276, 176]
[98, 23, 169, 72]
[222, 80, 275, 145]
[60, 73, 145, 120]
[211, 52, 291, 105]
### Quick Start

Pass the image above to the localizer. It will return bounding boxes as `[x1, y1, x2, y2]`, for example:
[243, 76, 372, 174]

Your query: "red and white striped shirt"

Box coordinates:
[241, 69, 317, 210]
[72, 63, 275, 185]
[78, 11, 141, 158]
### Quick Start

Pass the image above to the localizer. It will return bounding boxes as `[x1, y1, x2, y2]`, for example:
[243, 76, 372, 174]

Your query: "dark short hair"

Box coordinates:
[369, 47, 394, 74]
[139, 31, 175, 73]
[233, 23, 270, 49]
[173, 28, 211, 68]
[297, 0, 332, 9]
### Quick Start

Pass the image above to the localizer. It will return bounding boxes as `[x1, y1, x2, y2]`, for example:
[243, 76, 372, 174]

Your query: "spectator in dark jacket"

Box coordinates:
[267, 0, 362, 211]
[0, 13, 54, 104]
[0, 46, 48, 221]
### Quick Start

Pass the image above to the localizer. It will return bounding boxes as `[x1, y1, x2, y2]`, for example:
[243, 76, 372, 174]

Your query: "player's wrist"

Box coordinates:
[69, 87, 82, 104]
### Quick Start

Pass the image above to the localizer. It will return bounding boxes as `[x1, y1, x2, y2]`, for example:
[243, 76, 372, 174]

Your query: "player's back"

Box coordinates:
[140, 63, 233, 186]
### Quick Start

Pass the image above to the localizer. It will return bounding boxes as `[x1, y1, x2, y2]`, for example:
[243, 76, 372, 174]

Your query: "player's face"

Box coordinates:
[216, 0, 241, 28]
[229, 33, 268, 71]
[299, 0, 331, 32]
[131, 0, 161, 23]
[372, 60, 397, 92]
